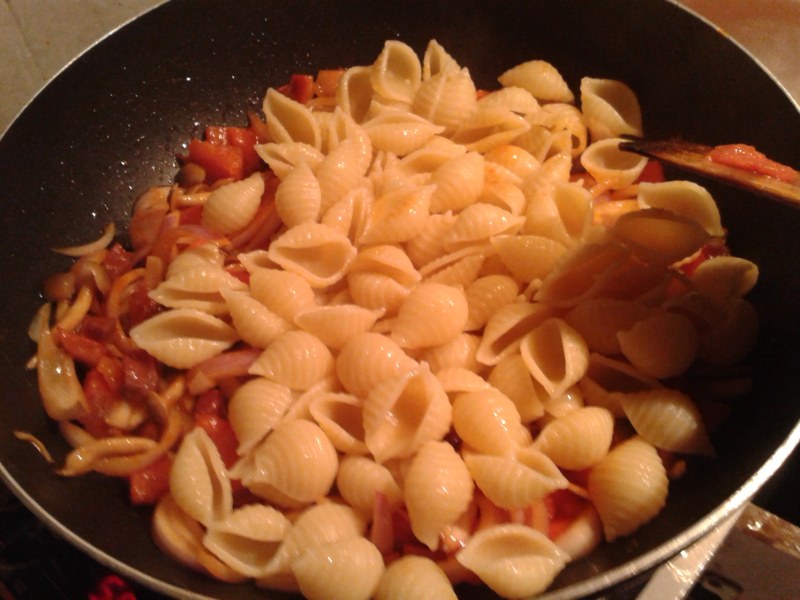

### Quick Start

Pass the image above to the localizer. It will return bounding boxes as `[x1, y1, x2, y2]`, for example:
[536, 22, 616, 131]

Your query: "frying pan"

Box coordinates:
[1, 0, 799, 598]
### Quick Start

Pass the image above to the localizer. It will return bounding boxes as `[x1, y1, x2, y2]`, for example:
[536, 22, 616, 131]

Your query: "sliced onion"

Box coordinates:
[53, 223, 115, 257]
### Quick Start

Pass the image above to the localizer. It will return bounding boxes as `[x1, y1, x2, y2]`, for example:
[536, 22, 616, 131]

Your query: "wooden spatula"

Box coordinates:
[618, 137, 800, 208]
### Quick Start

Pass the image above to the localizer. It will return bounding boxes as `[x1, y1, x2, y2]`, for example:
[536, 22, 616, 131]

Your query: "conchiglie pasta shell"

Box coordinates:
[263, 87, 321, 149]
[336, 455, 404, 514]
[391, 283, 468, 349]
[228, 377, 293, 455]
[637, 180, 724, 237]
[475, 300, 553, 366]
[404, 441, 474, 551]
[422, 39, 461, 80]
[455, 523, 569, 598]
[202, 504, 291, 578]
[488, 353, 547, 423]
[201, 172, 264, 235]
[249, 330, 335, 391]
[464, 274, 520, 331]
[370, 40, 422, 104]
[336, 332, 419, 398]
[349, 244, 422, 286]
[428, 151, 485, 213]
[267, 503, 367, 576]
[478, 180, 527, 216]
[149, 265, 247, 316]
[247, 419, 338, 505]
[564, 297, 656, 355]
[442, 203, 525, 252]
[294, 303, 382, 349]
[619, 388, 714, 456]
[451, 106, 531, 154]
[520, 317, 589, 399]
[479, 86, 540, 115]
[169, 427, 232, 527]
[130, 308, 239, 369]
[363, 365, 452, 463]
[267, 222, 357, 288]
[347, 271, 412, 315]
[363, 108, 444, 156]
[490, 234, 568, 283]
[498, 59, 574, 103]
[452, 388, 529, 456]
[579, 137, 648, 189]
[608, 208, 711, 267]
[464, 447, 568, 509]
[374, 555, 457, 600]
[689, 256, 759, 307]
[274, 162, 321, 227]
[321, 185, 373, 244]
[534, 406, 615, 470]
[617, 310, 699, 379]
[316, 137, 372, 214]
[579, 353, 661, 418]
[420, 332, 481, 373]
[291, 537, 384, 600]
[254, 141, 324, 181]
[248, 267, 317, 321]
[412, 67, 477, 135]
[436, 366, 493, 395]
[580, 77, 643, 141]
[587, 436, 668, 542]
[359, 184, 434, 245]
[309, 392, 368, 454]
[337, 65, 375, 123]
[418, 244, 488, 287]
[221, 289, 291, 349]
[523, 179, 593, 247]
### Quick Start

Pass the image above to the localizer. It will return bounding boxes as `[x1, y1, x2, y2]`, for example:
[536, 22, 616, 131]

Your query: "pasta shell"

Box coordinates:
[478, 180, 527, 216]
[228, 377, 293, 455]
[254, 141, 324, 180]
[488, 353, 547, 423]
[294, 303, 383, 349]
[463, 274, 520, 331]
[266, 503, 367, 576]
[608, 208, 711, 267]
[587, 436, 668, 541]
[404, 211, 457, 268]
[249, 330, 335, 391]
[442, 203, 525, 252]
[490, 234, 568, 282]
[363, 364, 452, 463]
[579, 137, 648, 189]
[476, 300, 553, 366]
[534, 406, 615, 470]
[130, 308, 239, 369]
[291, 537, 384, 600]
[523, 179, 593, 247]
[169, 427, 232, 527]
[412, 67, 477, 135]
[579, 353, 661, 418]
[619, 388, 714, 456]
[363, 108, 444, 156]
[391, 282, 468, 349]
[201, 172, 264, 235]
[498, 59, 574, 103]
[617, 310, 699, 379]
[420, 332, 481, 373]
[248, 267, 317, 321]
[422, 39, 460, 80]
[451, 106, 531, 154]
[436, 367, 493, 395]
[404, 440, 474, 551]
[397, 137, 466, 177]
[637, 180, 724, 237]
[690, 256, 759, 307]
[418, 244, 488, 287]
[336, 455, 403, 514]
[221, 289, 291, 349]
[564, 297, 656, 355]
[267, 222, 357, 288]
[321, 185, 373, 244]
[520, 317, 589, 399]
[263, 87, 321, 149]
[479, 86, 540, 115]
[580, 77, 643, 141]
[274, 162, 321, 227]
[359, 183, 434, 245]
[455, 523, 569, 598]
[309, 392, 368, 454]
[246, 419, 338, 505]
[374, 555, 457, 600]
[370, 40, 422, 104]
[347, 271, 412, 315]
[336, 332, 419, 398]
[202, 504, 291, 578]
[316, 137, 372, 214]
[452, 388, 530, 455]
[149, 264, 247, 316]
[337, 65, 375, 123]
[464, 446, 568, 508]
[349, 244, 422, 286]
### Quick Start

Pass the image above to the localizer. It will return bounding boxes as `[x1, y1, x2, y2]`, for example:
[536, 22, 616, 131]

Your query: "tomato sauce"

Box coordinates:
[706, 143, 798, 183]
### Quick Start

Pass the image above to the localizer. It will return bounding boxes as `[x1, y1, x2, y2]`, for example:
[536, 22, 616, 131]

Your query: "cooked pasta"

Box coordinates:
[29, 39, 759, 600]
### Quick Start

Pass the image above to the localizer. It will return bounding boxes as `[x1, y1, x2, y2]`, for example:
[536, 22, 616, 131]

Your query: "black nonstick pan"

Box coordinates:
[1, 1, 799, 598]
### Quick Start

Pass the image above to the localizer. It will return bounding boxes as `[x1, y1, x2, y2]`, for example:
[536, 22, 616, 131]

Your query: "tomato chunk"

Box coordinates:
[185, 138, 244, 184]
[707, 143, 798, 182]
[545, 489, 590, 540]
[277, 74, 315, 104]
[129, 454, 172, 505]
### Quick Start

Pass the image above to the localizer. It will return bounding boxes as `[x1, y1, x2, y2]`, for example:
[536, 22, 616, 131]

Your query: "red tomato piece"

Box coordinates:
[679, 241, 730, 277]
[54, 328, 110, 366]
[102, 243, 135, 280]
[636, 160, 666, 183]
[185, 138, 244, 183]
[278, 74, 315, 104]
[545, 489, 590, 540]
[129, 454, 173, 505]
[195, 414, 239, 468]
[81, 368, 120, 437]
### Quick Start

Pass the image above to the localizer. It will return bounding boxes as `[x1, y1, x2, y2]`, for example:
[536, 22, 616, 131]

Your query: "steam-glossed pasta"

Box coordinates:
[30, 39, 760, 599]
